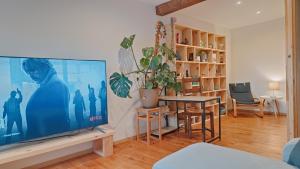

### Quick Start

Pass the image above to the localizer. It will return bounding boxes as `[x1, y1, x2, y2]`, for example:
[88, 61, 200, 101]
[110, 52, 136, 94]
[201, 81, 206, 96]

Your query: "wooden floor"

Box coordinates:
[44, 114, 287, 169]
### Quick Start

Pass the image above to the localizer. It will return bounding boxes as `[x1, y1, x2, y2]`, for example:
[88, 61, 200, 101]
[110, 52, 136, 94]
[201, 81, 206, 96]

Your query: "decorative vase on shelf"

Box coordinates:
[176, 53, 182, 60]
[188, 53, 194, 61]
[219, 43, 225, 50]
[200, 51, 208, 62]
[200, 41, 205, 48]
[212, 53, 217, 63]
[214, 85, 219, 90]
[220, 57, 224, 63]
[185, 70, 189, 77]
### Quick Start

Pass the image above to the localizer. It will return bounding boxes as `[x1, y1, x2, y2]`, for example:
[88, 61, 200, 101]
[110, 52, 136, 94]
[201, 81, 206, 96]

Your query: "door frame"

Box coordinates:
[286, 0, 299, 139]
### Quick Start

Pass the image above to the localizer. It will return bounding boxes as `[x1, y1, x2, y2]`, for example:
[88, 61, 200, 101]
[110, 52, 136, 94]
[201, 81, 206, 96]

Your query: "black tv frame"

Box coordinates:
[0, 56, 109, 148]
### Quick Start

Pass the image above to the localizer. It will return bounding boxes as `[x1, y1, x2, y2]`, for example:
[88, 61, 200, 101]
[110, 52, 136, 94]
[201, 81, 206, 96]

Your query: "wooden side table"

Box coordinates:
[136, 107, 160, 145]
[150, 106, 175, 141]
[260, 96, 283, 118]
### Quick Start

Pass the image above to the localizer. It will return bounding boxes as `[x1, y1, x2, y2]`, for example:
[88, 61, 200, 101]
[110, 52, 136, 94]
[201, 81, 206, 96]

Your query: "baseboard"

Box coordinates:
[263, 111, 287, 116]
[228, 109, 287, 116]
[114, 136, 136, 145]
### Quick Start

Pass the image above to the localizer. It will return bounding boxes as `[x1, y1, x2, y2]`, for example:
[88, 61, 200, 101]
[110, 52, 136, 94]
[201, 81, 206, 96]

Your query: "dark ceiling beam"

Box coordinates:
[156, 0, 206, 16]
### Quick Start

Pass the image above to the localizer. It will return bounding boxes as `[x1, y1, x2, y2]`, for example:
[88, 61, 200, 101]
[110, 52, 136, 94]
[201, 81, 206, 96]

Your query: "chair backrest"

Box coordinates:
[229, 82, 254, 103]
[181, 77, 202, 96]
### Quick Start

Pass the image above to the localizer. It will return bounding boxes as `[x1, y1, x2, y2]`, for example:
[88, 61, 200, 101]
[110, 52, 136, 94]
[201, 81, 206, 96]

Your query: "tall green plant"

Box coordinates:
[109, 34, 181, 98]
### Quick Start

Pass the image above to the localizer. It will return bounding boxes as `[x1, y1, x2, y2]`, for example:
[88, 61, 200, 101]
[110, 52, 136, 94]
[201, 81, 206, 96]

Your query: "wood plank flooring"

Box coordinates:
[44, 114, 287, 169]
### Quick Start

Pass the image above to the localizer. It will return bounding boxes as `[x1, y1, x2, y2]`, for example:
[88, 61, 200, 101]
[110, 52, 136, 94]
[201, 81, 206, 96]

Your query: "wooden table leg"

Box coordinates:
[262, 98, 266, 106]
[210, 112, 215, 138]
[158, 111, 162, 141]
[188, 114, 192, 138]
[136, 113, 140, 141]
[201, 102, 206, 142]
[274, 99, 280, 118]
[147, 112, 151, 145]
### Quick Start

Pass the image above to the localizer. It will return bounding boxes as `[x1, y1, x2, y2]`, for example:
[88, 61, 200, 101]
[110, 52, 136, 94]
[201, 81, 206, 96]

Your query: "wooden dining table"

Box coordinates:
[158, 95, 221, 143]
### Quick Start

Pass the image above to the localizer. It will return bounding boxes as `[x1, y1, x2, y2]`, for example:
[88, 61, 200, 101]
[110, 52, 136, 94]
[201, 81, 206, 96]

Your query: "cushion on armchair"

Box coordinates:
[229, 82, 256, 104]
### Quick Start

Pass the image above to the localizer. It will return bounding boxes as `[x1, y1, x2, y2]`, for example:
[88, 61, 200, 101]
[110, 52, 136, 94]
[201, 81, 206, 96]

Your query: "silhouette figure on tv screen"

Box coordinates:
[2, 89, 24, 143]
[22, 58, 70, 139]
[73, 90, 86, 128]
[98, 81, 107, 119]
[88, 84, 96, 118]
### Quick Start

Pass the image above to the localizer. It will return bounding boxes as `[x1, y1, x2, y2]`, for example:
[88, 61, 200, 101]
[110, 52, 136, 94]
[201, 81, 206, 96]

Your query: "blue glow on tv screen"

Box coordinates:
[0, 56, 108, 146]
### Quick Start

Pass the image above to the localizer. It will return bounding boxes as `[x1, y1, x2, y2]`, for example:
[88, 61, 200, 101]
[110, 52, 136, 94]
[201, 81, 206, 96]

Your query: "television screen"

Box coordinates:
[0, 56, 108, 146]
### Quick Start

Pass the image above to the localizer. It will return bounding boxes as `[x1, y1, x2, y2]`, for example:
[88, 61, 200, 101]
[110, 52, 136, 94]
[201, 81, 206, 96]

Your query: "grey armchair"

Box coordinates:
[229, 82, 264, 118]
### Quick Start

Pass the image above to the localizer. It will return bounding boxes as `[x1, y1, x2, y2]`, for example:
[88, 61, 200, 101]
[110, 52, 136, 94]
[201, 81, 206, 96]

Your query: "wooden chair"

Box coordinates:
[229, 82, 264, 118]
[181, 77, 215, 138]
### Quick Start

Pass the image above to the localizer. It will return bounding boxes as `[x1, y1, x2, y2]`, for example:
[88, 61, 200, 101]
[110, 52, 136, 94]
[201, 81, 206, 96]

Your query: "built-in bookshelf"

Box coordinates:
[173, 24, 227, 115]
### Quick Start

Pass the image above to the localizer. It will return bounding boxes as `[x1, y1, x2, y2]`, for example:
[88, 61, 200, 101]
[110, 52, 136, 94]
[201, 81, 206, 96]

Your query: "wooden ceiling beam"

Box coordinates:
[156, 0, 206, 16]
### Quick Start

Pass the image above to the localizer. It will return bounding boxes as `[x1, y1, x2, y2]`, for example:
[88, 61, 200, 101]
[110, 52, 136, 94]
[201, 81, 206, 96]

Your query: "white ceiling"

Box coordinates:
[138, 0, 285, 29]
[137, 0, 168, 6]
[175, 0, 285, 29]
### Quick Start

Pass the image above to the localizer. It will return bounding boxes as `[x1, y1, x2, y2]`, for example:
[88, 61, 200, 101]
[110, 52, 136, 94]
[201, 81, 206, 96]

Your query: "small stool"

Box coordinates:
[136, 107, 161, 145]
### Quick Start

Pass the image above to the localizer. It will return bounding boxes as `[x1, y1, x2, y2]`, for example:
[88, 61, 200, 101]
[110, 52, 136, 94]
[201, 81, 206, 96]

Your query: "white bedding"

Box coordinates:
[153, 143, 297, 169]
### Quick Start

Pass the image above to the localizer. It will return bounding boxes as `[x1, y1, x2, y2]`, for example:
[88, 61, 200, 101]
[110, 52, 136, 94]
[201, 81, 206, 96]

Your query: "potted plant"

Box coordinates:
[109, 21, 181, 108]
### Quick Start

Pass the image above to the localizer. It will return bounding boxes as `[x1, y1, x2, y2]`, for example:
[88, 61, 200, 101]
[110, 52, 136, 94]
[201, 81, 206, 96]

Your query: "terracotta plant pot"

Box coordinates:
[139, 88, 159, 108]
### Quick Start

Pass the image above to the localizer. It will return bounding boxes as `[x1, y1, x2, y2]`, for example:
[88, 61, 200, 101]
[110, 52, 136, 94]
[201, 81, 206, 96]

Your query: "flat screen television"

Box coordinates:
[0, 56, 108, 146]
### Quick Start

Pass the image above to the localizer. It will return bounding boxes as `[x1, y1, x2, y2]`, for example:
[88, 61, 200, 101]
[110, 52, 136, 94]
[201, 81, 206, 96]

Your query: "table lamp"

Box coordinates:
[268, 81, 280, 97]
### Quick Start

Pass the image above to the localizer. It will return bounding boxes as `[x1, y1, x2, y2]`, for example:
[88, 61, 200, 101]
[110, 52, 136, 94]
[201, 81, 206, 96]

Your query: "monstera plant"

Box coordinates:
[109, 21, 181, 108]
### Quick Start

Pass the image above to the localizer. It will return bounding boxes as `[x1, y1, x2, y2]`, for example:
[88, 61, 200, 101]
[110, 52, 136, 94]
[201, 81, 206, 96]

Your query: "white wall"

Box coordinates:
[0, 0, 156, 167]
[231, 18, 286, 113]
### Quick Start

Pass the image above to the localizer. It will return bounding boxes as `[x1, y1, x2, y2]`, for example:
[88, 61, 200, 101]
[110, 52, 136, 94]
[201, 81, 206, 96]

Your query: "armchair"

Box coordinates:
[229, 82, 264, 118]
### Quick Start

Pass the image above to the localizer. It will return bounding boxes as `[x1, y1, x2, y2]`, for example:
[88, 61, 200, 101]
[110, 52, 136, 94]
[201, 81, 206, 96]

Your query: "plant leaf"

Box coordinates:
[142, 47, 154, 58]
[162, 63, 169, 69]
[173, 82, 182, 92]
[160, 43, 176, 60]
[140, 58, 150, 68]
[109, 72, 132, 98]
[145, 81, 154, 89]
[120, 35, 135, 49]
[150, 55, 162, 70]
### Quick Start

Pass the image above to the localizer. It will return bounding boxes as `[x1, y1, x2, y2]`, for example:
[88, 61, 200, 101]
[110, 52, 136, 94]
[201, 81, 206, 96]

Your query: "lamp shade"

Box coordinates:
[269, 81, 280, 90]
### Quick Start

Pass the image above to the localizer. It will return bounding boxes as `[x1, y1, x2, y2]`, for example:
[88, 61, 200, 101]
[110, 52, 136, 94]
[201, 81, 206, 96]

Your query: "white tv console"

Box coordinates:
[0, 127, 115, 169]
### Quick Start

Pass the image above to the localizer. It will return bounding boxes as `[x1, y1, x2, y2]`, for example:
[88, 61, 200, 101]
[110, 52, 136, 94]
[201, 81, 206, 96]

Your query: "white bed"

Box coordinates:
[153, 143, 297, 169]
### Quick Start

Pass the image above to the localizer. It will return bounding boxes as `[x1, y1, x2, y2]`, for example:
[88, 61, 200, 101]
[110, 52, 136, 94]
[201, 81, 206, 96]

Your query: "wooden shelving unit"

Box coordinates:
[173, 24, 227, 116]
